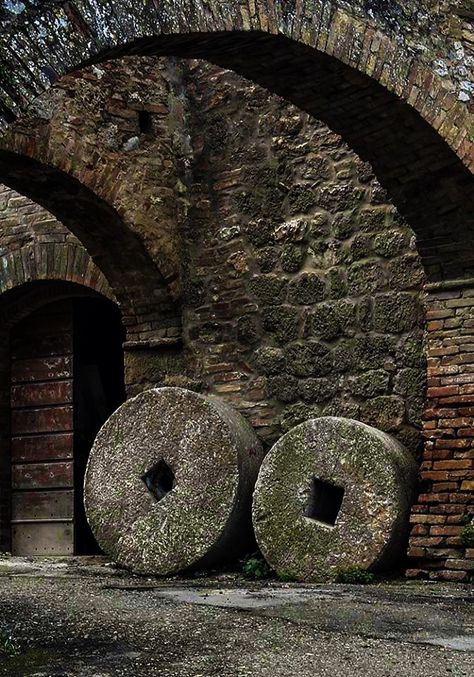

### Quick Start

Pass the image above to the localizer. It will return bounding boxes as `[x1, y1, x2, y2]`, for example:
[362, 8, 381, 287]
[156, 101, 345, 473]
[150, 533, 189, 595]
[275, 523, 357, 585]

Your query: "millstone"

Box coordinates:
[252, 417, 418, 582]
[84, 387, 264, 575]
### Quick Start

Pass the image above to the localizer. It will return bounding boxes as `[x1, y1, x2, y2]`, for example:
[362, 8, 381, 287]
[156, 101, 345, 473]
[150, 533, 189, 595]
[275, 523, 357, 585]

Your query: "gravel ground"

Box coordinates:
[0, 557, 472, 676]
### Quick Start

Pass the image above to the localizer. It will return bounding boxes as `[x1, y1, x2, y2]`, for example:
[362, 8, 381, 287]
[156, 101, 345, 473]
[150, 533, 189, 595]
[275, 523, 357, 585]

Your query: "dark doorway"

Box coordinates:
[73, 298, 125, 554]
[9, 295, 125, 556]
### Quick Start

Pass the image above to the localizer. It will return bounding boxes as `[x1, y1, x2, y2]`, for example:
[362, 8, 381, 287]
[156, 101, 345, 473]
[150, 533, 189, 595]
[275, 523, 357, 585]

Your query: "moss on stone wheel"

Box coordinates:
[252, 416, 417, 582]
[84, 387, 264, 575]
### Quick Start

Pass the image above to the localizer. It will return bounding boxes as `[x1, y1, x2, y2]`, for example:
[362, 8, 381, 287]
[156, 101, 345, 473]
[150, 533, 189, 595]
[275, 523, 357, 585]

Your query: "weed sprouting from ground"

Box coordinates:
[0, 623, 21, 657]
[241, 553, 272, 580]
[334, 566, 375, 584]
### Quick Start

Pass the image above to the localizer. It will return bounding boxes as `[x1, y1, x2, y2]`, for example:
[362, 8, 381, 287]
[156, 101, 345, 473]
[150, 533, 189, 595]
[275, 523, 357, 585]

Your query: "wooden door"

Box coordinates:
[10, 302, 74, 555]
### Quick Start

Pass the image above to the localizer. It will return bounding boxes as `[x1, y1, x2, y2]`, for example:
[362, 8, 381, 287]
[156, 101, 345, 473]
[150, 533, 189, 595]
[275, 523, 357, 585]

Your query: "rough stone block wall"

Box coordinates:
[407, 285, 474, 581]
[183, 61, 426, 450]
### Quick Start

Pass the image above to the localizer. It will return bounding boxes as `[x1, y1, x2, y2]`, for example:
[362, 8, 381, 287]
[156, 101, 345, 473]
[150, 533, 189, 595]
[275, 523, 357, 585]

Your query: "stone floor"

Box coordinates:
[0, 557, 473, 676]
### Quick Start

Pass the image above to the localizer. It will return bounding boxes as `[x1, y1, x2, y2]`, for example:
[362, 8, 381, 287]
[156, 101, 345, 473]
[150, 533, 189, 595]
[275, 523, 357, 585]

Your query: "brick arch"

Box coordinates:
[0, 278, 113, 330]
[0, 2, 472, 280]
[0, 242, 114, 302]
[0, 151, 181, 343]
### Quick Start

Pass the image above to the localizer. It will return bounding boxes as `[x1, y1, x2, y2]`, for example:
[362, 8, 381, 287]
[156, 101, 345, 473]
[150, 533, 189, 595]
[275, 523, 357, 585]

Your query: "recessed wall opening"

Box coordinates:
[304, 478, 344, 527]
[8, 292, 125, 556]
[138, 110, 153, 135]
[142, 459, 175, 502]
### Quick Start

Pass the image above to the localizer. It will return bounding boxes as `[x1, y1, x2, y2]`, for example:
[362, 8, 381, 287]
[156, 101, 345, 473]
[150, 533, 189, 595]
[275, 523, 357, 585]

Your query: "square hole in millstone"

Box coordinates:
[303, 478, 344, 526]
[142, 459, 175, 502]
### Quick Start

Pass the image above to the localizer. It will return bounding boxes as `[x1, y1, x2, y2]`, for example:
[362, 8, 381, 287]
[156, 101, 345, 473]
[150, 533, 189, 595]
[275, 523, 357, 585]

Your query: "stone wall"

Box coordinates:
[407, 284, 474, 581]
[2, 55, 472, 575]
[0, 57, 428, 453]
[183, 61, 426, 450]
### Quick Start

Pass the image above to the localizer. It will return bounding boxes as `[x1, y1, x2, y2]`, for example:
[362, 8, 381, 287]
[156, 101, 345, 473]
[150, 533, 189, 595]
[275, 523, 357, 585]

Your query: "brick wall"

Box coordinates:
[407, 284, 474, 581]
[1, 57, 185, 341]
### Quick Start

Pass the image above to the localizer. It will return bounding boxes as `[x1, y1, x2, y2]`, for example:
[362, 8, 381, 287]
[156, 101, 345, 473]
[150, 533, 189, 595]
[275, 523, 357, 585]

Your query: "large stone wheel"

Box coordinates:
[84, 387, 264, 575]
[252, 417, 418, 582]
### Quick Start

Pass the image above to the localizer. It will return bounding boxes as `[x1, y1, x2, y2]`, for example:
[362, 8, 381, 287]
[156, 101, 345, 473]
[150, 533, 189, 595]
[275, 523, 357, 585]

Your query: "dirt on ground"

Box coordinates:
[0, 557, 473, 676]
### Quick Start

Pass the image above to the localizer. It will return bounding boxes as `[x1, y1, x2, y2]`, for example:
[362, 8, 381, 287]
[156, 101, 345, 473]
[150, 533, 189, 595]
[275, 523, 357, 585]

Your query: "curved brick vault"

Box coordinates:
[0, 1, 472, 282]
[0, 241, 113, 301]
[0, 152, 180, 342]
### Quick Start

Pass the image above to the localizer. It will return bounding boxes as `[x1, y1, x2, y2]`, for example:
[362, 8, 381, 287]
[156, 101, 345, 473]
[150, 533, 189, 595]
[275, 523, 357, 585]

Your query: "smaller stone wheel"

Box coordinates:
[84, 387, 264, 575]
[252, 417, 417, 582]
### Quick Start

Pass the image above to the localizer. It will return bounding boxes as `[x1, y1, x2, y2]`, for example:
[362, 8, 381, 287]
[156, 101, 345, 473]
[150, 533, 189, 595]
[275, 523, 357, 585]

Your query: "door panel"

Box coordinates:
[11, 355, 73, 383]
[11, 433, 74, 463]
[12, 522, 73, 556]
[11, 405, 73, 435]
[11, 381, 73, 408]
[12, 490, 74, 521]
[12, 462, 74, 490]
[10, 304, 74, 556]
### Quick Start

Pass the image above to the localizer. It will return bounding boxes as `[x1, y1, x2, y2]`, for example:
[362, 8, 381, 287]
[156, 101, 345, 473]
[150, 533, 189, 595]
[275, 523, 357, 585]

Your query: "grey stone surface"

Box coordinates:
[0, 560, 473, 676]
[84, 387, 264, 575]
[253, 416, 418, 582]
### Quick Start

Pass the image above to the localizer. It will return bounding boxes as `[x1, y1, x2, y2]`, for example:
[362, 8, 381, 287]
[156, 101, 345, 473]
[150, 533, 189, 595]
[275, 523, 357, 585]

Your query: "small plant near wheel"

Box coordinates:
[241, 553, 272, 580]
[0, 624, 20, 657]
[460, 523, 474, 547]
[335, 566, 375, 584]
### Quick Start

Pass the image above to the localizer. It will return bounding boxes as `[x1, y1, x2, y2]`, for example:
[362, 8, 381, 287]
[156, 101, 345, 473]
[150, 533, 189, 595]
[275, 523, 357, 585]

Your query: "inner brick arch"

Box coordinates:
[0, 151, 180, 343]
[0, 242, 114, 300]
[0, 2, 472, 281]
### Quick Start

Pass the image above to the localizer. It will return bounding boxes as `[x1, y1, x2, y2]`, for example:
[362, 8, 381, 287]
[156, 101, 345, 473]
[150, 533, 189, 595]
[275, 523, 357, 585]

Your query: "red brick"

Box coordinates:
[445, 559, 474, 570]
[432, 482, 459, 492]
[439, 417, 471, 427]
[410, 537, 444, 547]
[410, 514, 446, 524]
[439, 394, 474, 404]
[430, 526, 461, 536]
[427, 386, 459, 397]
[405, 568, 429, 579]
[433, 459, 472, 469]
[426, 309, 454, 320]
[427, 548, 462, 559]
[446, 537, 464, 546]
[418, 493, 450, 503]
[421, 471, 449, 481]
[429, 570, 468, 581]
[434, 439, 471, 449]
